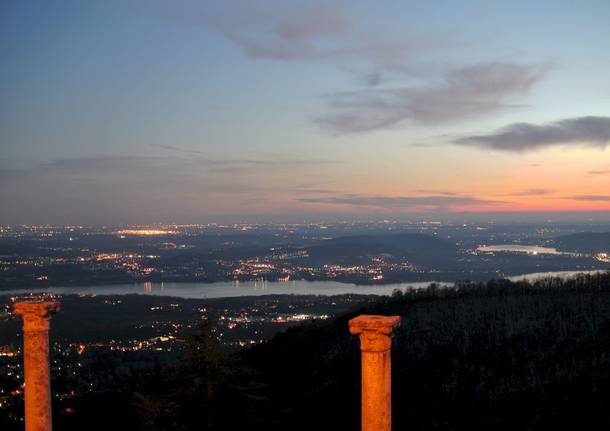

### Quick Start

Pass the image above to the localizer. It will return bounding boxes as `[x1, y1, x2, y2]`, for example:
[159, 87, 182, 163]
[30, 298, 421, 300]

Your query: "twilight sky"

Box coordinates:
[1, 0, 610, 224]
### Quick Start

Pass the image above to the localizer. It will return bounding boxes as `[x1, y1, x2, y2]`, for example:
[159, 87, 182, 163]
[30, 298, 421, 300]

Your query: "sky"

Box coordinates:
[1, 0, 610, 224]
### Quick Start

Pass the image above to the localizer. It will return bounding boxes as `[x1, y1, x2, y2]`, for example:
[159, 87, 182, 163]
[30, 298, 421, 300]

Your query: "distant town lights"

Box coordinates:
[114, 229, 179, 236]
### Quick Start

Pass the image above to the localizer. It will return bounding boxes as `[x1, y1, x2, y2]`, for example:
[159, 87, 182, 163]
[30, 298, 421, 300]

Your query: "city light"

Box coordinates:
[114, 229, 179, 236]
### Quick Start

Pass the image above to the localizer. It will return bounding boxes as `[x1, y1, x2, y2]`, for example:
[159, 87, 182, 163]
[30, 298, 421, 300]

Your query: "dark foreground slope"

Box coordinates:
[242, 272, 610, 431]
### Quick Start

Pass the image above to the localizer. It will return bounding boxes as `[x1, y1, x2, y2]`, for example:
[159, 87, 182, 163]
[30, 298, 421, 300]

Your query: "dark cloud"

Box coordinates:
[588, 169, 610, 175]
[150, 144, 205, 156]
[315, 63, 546, 133]
[23, 152, 333, 177]
[413, 190, 458, 196]
[3, 154, 334, 178]
[288, 187, 339, 195]
[567, 195, 610, 202]
[298, 194, 505, 210]
[455, 116, 610, 153]
[176, 3, 548, 133]
[188, 0, 427, 81]
[509, 189, 552, 196]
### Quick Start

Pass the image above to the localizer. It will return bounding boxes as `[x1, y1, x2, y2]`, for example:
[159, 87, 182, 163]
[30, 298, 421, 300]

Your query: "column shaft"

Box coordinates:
[13, 301, 60, 431]
[361, 349, 392, 431]
[23, 328, 53, 431]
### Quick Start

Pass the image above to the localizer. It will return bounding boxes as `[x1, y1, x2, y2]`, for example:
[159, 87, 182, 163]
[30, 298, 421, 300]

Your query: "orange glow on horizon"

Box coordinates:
[114, 229, 179, 236]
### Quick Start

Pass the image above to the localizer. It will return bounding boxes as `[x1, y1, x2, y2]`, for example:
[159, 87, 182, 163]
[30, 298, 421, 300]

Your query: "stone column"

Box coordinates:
[349, 315, 401, 431]
[13, 301, 60, 431]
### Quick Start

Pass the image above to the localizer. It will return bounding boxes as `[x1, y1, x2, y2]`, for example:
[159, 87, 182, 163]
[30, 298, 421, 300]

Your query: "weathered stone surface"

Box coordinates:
[14, 301, 60, 431]
[350, 315, 400, 431]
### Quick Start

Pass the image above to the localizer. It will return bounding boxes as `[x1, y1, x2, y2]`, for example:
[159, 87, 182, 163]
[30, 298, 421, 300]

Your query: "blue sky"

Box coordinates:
[1, 0, 610, 224]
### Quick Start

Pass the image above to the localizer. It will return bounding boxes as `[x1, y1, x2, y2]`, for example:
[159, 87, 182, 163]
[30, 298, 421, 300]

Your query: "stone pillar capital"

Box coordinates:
[349, 315, 400, 352]
[13, 301, 60, 332]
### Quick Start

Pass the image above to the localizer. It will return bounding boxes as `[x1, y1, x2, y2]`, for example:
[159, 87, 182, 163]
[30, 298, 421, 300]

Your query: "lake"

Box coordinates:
[477, 244, 563, 255]
[0, 280, 442, 299]
[1, 270, 607, 299]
